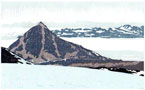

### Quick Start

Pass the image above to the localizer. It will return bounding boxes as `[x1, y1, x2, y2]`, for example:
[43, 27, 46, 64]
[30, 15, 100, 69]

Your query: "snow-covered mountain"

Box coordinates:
[52, 24, 144, 38]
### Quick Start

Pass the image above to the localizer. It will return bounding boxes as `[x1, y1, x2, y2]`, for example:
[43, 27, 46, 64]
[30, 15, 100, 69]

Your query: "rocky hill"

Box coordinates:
[8, 22, 110, 64]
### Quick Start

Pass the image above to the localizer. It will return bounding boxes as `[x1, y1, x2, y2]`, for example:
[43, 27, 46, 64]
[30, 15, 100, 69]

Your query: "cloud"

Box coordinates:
[1, 1, 144, 24]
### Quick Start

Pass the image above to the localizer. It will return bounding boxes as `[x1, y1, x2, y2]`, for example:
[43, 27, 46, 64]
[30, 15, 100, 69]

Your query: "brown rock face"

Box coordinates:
[8, 22, 109, 64]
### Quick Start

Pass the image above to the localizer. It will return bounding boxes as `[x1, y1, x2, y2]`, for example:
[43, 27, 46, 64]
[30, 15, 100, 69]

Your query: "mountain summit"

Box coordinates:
[8, 22, 108, 64]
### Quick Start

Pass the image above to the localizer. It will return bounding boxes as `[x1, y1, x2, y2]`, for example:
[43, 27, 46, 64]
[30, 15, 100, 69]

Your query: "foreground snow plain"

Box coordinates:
[1, 64, 144, 89]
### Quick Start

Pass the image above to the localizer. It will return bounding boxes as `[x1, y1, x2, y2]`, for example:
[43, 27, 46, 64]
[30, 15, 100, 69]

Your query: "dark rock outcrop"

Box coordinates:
[1, 47, 33, 64]
[1, 47, 19, 63]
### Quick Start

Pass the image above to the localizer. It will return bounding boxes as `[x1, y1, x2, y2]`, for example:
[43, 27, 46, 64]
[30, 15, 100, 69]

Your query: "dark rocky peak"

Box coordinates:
[38, 21, 48, 29]
[8, 22, 109, 64]
[39, 21, 44, 25]
[122, 24, 132, 29]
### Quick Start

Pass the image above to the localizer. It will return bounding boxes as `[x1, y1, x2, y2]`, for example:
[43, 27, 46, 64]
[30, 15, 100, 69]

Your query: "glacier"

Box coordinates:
[1, 64, 144, 89]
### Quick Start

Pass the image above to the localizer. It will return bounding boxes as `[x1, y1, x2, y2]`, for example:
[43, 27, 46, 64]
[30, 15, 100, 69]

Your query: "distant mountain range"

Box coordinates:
[52, 24, 144, 38]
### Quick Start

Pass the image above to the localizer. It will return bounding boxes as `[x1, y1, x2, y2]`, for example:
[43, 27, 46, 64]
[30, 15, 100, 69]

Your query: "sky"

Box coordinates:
[0, 0, 144, 54]
[0, 0, 144, 28]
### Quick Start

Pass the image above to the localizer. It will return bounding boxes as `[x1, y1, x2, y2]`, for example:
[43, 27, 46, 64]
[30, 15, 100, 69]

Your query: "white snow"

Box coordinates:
[62, 38, 144, 51]
[74, 30, 89, 33]
[57, 32, 61, 34]
[116, 29, 138, 34]
[120, 26, 132, 31]
[0, 64, 144, 89]
[96, 50, 144, 61]
[96, 30, 104, 33]
[92, 51, 100, 56]
[61, 33, 74, 35]
[135, 71, 144, 76]
[16, 55, 33, 65]
[117, 30, 133, 34]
